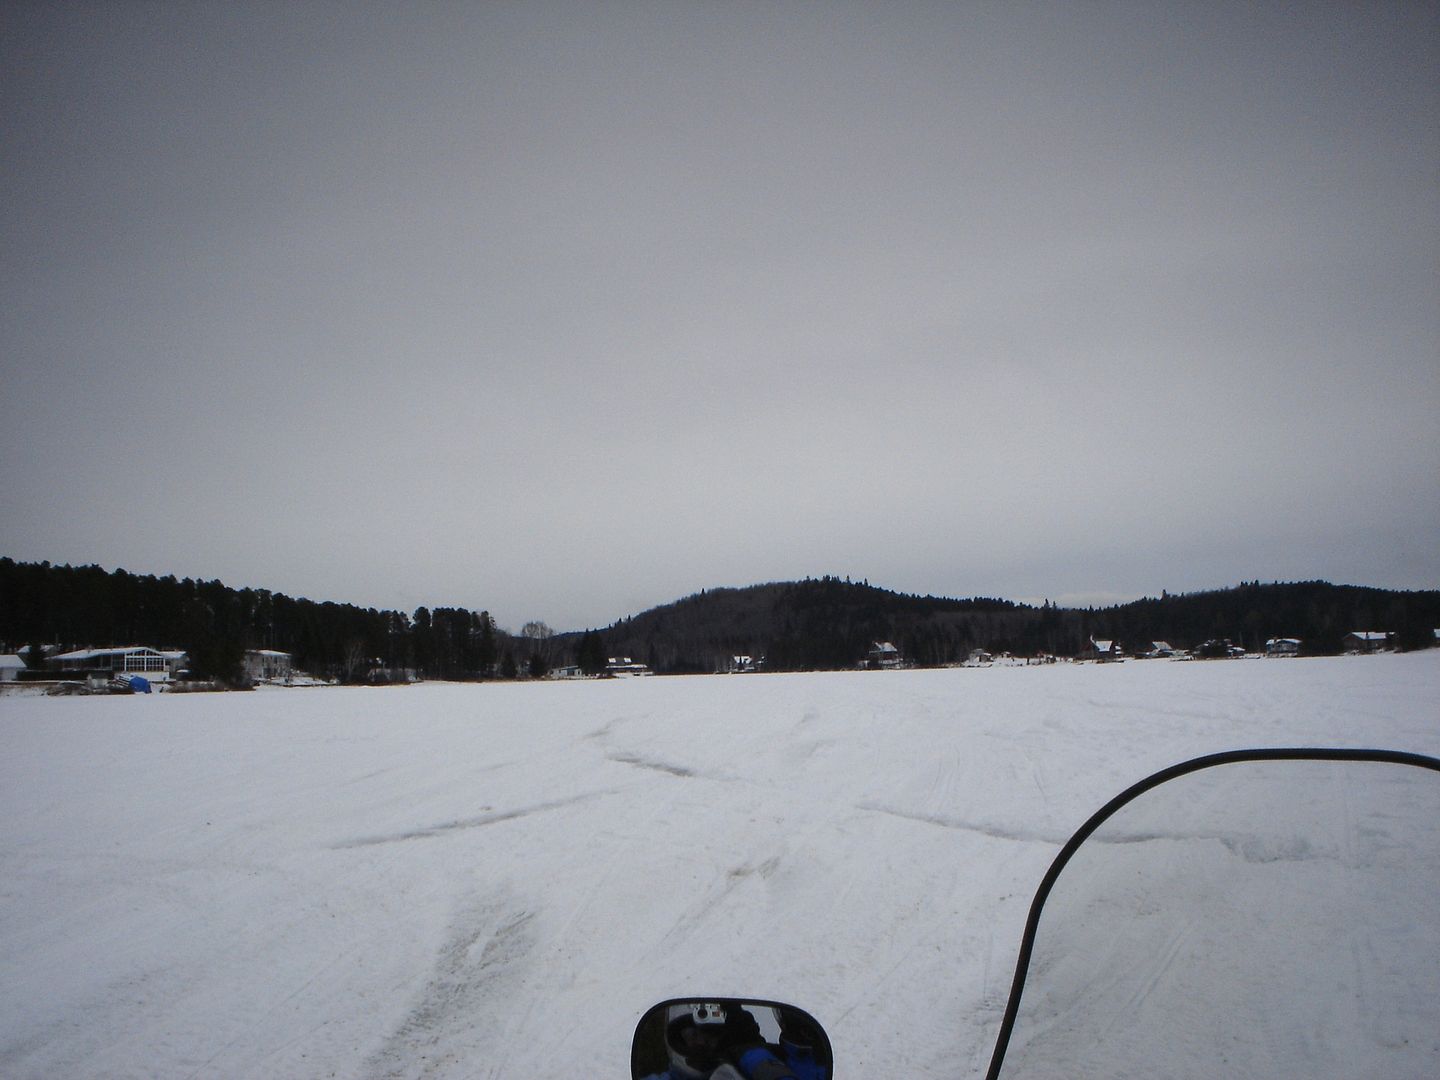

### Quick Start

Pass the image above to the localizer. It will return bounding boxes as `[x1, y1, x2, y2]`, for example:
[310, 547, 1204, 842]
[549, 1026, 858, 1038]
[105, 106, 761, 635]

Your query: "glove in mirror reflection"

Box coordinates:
[631, 998, 832, 1080]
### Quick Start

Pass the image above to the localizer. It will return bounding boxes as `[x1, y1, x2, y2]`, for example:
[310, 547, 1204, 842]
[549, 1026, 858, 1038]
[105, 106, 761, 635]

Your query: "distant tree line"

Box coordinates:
[0, 558, 534, 686]
[3, 560, 1436, 684]
[1076, 580, 1440, 657]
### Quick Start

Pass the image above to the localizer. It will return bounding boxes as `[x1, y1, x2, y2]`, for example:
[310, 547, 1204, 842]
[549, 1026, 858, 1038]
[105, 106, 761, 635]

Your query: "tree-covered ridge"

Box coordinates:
[576, 576, 1440, 672]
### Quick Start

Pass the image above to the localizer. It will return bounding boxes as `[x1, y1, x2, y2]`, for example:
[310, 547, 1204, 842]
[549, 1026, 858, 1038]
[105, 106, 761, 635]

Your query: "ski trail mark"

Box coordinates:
[605, 750, 699, 778]
[362, 893, 536, 1079]
[728, 855, 782, 880]
[856, 802, 1064, 845]
[333, 790, 609, 848]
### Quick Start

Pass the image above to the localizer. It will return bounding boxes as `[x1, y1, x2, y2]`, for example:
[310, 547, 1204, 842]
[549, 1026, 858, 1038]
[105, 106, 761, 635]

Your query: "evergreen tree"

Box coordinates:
[577, 630, 606, 675]
[476, 611, 497, 677]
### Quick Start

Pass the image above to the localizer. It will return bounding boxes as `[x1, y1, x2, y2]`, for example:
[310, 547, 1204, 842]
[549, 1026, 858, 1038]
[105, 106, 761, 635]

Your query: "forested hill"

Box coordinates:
[578, 577, 1440, 673]
[582, 578, 1029, 672]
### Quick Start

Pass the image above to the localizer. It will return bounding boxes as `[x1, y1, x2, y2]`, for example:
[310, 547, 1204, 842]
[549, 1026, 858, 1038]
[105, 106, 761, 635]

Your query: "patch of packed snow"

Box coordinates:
[1, 652, 1437, 1078]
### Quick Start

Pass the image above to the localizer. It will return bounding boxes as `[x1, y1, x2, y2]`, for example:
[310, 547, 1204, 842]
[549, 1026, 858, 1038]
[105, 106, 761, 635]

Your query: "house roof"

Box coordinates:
[0, 654, 26, 670]
[1347, 631, 1391, 641]
[53, 646, 167, 661]
[247, 649, 291, 658]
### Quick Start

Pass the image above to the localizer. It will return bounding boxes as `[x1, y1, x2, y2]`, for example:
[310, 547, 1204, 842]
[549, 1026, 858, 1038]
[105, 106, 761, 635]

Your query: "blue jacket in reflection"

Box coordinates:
[738, 1038, 827, 1080]
[640, 1040, 826, 1080]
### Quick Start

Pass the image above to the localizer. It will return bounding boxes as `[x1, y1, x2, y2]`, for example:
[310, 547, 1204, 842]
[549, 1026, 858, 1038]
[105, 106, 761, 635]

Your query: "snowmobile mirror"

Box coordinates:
[631, 998, 832, 1079]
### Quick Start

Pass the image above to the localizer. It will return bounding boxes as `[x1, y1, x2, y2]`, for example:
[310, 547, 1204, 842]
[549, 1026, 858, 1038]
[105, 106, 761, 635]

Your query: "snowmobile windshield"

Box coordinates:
[987, 750, 1440, 1080]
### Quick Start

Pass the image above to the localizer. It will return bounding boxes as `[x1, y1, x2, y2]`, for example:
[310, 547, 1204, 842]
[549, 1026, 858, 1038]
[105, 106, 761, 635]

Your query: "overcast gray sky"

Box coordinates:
[3, 2, 1437, 631]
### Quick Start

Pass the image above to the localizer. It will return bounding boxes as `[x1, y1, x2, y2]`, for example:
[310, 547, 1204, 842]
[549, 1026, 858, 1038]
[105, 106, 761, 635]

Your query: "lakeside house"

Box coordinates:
[0, 654, 26, 681]
[52, 646, 187, 680]
[244, 649, 293, 682]
[1343, 631, 1393, 654]
[1086, 637, 1123, 662]
[1266, 638, 1301, 657]
[1194, 638, 1247, 659]
[606, 656, 652, 677]
[866, 641, 902, 669]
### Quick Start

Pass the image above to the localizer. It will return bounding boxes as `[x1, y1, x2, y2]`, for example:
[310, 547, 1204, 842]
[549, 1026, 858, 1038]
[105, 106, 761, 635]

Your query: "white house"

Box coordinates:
[606, 656, 652, 677]
[0, 654, 26, 682]
[52, 646, 184, 679]
[244, 649, 293, 682]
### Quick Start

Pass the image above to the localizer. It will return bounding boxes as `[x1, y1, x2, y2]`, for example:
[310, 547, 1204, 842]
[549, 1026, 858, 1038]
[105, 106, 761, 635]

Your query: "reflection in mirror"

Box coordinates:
[631, 998, 832, 1080]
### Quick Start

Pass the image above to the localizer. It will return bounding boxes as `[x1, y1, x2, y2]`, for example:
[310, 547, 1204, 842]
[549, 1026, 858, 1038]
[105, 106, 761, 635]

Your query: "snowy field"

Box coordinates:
[2, 652, 1437, 1079]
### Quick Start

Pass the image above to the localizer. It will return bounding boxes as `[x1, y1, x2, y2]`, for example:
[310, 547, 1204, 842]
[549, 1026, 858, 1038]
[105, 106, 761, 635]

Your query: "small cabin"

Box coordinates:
[866, 641, 902, 669]
[1086, 638, 1123, 662]
[1266, 638, 1301, 657]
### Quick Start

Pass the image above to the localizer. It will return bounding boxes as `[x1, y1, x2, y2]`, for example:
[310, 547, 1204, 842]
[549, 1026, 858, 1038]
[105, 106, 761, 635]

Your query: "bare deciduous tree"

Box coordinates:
[521, 620, 554, 668]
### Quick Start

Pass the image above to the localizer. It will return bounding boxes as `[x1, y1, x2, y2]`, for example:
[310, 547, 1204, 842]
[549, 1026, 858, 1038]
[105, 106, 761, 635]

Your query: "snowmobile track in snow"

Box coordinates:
[332, 791, 612, 848]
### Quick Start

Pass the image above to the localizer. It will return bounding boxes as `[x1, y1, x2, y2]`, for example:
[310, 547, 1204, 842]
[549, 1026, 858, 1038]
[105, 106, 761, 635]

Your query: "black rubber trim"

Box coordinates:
[983, 747, 1440, 1080]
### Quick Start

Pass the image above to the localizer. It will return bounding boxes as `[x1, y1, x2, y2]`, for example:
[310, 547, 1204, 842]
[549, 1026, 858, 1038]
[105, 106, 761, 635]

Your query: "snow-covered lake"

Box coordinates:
[2, 653, 1437, 1079]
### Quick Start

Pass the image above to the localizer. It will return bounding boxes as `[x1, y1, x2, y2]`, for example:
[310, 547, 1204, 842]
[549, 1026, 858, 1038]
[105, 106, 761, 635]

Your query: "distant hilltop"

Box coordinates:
[3, 558, 1436, 684]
